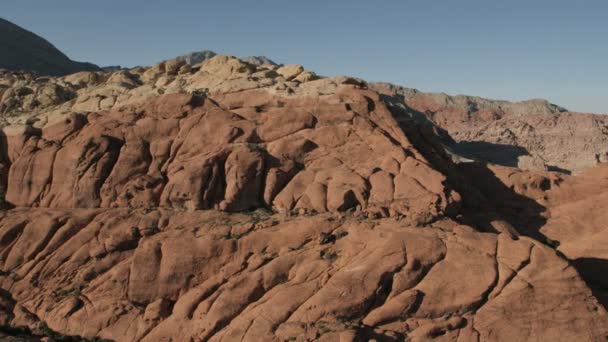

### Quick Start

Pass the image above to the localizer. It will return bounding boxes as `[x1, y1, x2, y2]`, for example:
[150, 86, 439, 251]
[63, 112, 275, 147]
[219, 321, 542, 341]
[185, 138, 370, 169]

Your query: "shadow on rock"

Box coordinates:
[572, 258, 608, 309]
[397, 117, 549, 241]
[454, 162, 549, 241]
[452, 141, 529, 168]
[0, 130, 11, 209]
[392, 113, 608, 311]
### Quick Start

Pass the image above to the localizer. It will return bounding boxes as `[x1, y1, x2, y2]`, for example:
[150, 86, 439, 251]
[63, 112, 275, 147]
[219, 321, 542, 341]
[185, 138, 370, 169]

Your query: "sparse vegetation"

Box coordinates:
[0, 190, 5, 210]
[336, 230, 349, 239]
[0, 325, 32, 336]
[38, 321, 113, 342]
[320, 250, 338, 261]
[29, 277, 39, 287]
[545, 237, 561, 248]
[242, 207, 273, 224]
[246, 143, 266, 153]
[130, 226, 142, 239]
[319, 232, 336, 245]
[191, 88, 209, 96]
[56, 285, 83, 298]
[316, 320, 335, 336]
[144, 225, 160, 236]
[0, 322, 112, 342]
[317, 325, 332, 335]
[222, 232, 245, 240]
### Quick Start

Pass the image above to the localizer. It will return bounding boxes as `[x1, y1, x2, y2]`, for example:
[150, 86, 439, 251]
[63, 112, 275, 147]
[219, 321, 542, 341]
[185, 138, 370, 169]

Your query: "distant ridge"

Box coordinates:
[0, 17, 100, 76]
[168, 50, 278, 66]
[241, 55, 278, 66]
[170, 50, 217, 65]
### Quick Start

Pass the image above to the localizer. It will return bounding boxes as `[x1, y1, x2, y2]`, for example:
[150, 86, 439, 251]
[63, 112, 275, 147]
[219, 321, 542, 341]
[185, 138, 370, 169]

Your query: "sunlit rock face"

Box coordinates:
[0, 55, 607, 341]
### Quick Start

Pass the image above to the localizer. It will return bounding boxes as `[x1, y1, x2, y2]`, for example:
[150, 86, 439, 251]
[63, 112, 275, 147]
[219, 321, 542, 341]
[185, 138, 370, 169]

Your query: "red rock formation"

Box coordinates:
[2, 87, 460, 225]
[1, 209, 606, 341]
[372, 83, 608, 173]
[0, 56, 607, 341]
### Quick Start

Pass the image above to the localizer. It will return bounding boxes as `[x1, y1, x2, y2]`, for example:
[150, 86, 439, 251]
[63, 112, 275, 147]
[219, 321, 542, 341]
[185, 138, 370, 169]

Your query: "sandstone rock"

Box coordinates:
[199, 55, 254, 79]
[371, 82, 608, 173]
[518, 154, 548, 171]
[106, 70, 139, 87]
[164, 59, 186, 76]
[294, 70, 318, 82]
[276, 64, 304, 80]
[0, 210, 604, 341]
[0, 86, 456, 220]
[64, 71, 101, 88]
[140, 62, 166, 83]
[219, 145, 266, 211]
[0, 53, 607, 342]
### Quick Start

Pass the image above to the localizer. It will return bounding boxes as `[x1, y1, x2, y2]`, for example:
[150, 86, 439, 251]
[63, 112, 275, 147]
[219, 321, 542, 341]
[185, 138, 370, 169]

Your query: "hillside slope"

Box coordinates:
[372, 83, 608, 173]
[0, 18, 99, 76]
[0, 56, 606, 341]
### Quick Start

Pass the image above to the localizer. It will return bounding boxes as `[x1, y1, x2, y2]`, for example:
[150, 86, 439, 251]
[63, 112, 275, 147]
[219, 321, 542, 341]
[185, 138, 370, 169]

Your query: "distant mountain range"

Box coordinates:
[0, 17, 279, 76]
[0, 17, 100, 76]
[168, 50, 278, 67]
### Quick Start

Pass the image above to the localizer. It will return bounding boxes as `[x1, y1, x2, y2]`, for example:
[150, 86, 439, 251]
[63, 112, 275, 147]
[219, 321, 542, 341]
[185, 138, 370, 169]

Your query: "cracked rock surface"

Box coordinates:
[0, 210, 606, 341]
[371, 82, 608, 173]
[0, 55, 607, 341]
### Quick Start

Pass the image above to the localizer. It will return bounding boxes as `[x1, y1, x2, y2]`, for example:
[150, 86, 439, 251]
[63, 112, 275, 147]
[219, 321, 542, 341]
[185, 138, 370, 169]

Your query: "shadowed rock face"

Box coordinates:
[0, 17, 100, 76]
[0, 55, 607, 341]
[371, 83, 608, 173]
[466, 163, 608, 312]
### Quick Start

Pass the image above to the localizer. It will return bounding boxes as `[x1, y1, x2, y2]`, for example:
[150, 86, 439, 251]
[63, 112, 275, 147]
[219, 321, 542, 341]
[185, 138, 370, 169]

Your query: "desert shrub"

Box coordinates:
[545, 237, 561, 248]
[222, 232, 244, 240]
[56, 285, 83, 298]
[336, 230, 349, 239]
[320, 251, 338, 261]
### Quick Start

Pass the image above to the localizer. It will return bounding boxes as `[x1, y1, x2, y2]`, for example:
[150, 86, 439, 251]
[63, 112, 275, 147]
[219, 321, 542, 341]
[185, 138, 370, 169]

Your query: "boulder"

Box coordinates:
[276, 64, 304, 80]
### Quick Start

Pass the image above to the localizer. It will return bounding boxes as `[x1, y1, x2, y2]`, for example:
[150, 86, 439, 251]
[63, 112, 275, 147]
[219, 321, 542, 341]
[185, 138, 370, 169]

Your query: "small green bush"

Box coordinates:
[545, 237, 561, 248]
[320, 251, 338, 261]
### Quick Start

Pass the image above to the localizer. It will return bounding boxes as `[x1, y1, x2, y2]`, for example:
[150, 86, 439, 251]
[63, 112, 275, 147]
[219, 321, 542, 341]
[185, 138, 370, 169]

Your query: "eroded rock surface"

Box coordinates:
[0, 55, 607, 341]
[372, 83, 608, 173]
[0, 66, 458, 224]
[0, 210, 606, 341]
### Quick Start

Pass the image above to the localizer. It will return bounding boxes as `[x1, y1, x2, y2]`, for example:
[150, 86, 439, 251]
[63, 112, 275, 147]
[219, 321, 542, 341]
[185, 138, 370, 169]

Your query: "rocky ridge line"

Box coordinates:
[371, 83, 608, 173]
[0, 17, 100, 76]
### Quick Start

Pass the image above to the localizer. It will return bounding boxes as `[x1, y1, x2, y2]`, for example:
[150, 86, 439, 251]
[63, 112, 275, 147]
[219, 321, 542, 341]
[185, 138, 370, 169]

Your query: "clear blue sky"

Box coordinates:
[2, 0, 607, 113]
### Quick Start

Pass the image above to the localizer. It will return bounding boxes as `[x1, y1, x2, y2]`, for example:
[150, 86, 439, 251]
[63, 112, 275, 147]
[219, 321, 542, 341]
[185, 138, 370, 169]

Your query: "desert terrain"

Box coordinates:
[0, 17, 607, 342]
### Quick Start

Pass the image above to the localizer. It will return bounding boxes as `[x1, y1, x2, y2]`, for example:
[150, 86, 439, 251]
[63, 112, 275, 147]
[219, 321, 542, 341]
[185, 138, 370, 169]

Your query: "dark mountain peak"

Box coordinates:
[0, 17, 99, 76]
